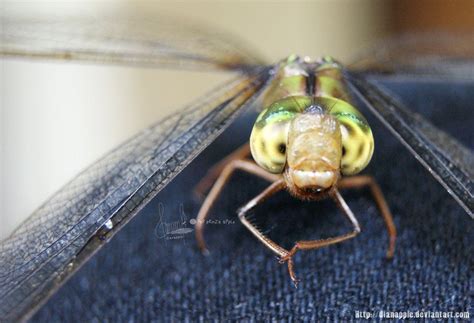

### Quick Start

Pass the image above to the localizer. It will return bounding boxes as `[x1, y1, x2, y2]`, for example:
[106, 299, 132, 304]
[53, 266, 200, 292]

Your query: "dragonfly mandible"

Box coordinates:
[0, 17, 473, 321]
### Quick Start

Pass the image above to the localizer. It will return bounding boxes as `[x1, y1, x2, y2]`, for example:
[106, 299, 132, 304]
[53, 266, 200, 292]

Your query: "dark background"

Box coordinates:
[32, 79, 473, 321]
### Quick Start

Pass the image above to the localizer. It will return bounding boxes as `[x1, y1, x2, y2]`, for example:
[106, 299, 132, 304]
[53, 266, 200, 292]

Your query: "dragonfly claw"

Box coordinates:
[279, 250, 299, 285]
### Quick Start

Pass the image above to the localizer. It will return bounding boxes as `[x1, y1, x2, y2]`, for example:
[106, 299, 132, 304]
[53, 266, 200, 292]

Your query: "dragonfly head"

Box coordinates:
[283, 113, 342, 196]
[250, 97, 344, 197]
[250, 95, 373, 198]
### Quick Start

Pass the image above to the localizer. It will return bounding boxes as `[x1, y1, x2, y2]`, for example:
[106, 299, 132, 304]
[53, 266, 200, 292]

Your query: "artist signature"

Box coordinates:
[154, 202, 237, 241]
[154, 203, 193, 240]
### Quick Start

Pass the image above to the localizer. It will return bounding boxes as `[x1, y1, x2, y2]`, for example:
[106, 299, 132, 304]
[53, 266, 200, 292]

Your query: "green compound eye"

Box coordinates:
[338, 116, 374, 175]
[250, 96, 310, 173]
[322, 97, 375, 175]
[250, 121, 290, 173]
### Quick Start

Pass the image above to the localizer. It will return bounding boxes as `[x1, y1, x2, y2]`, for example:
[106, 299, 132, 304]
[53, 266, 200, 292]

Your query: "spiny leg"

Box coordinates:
[236, 179, 302, 282]
[193, 143, 251, 199]
[195, 158, 279, 254]
[278, 189, 361, 282]
[337, 175, 396, 258]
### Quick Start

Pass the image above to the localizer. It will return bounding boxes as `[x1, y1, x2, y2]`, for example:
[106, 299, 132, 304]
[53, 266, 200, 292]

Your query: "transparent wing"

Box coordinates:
[349, 33, 474, 80]
[346, 72, 474, 218]
[1, 16, 265, 71]
[0, 67, 273, 322]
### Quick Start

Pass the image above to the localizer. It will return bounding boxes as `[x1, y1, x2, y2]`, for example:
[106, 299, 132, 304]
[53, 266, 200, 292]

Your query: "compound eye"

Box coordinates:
[250, 120, 290, 174]
[317, 95, 375, 175]
[339, 121, 374, 175]
[250, 96, 308, 173]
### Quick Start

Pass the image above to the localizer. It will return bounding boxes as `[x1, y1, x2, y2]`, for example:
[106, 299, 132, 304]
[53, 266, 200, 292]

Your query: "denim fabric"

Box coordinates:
[33, 79, 473, 322]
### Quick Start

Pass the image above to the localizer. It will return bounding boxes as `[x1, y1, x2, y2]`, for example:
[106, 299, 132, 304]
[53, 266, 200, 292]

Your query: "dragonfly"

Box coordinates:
[1, 17, 473, 321]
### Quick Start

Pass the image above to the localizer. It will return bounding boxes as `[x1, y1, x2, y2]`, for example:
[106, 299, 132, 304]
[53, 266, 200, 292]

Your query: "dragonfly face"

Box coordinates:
[250, 55, 375, 198]
[284, 112, 342, 196]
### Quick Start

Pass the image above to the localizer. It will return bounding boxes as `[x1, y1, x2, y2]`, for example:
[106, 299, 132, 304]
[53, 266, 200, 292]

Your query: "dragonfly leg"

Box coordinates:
[337, 175, 397, 258]
[195, 158, 279, 255]
[193, 143, 251, 199]
[278, 189, 361, 285]
[236, 179, 302, 284]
